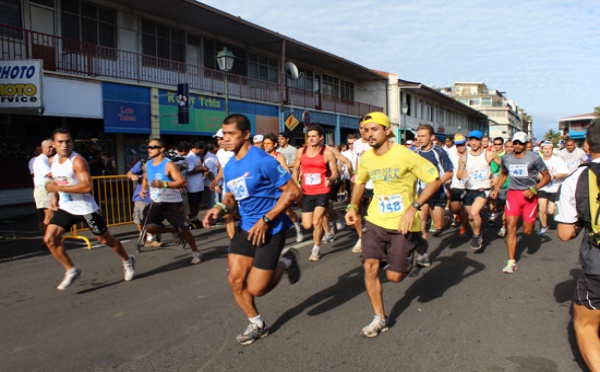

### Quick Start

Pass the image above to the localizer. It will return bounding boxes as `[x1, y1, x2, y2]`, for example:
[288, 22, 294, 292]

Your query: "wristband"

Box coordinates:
[529, 186, 537, 195]
[352, 170, 357, 175]
[214, 202, 228, 214]
[163, 180, 168, 189]
[346, 204, 359, 212]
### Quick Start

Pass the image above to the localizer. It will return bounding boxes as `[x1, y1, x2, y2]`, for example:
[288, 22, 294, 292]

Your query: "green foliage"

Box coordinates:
[543, 129, 561, 146]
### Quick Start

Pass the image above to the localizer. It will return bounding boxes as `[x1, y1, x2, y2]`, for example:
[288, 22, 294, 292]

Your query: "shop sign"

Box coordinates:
[0, 59, 44, 113]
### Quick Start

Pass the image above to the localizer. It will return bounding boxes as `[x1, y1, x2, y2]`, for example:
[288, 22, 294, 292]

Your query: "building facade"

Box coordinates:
[558, 112, 596, 146]
[0, 0, 386, 205]
[443, 82, 529, 140]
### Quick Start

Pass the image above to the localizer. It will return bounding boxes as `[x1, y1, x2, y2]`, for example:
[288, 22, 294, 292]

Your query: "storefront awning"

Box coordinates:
[568, 130, 586, 139]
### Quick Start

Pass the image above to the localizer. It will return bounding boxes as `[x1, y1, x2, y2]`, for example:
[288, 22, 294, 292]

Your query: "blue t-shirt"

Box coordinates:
[130, 161, 151, 203]
[224, 146, 292, 234]
[417, 145, 453, 197]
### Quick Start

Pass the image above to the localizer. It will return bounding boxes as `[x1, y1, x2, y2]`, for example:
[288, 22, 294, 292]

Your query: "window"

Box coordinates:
[322, 75, 338, 97]
[340, 80, 354, 101]
[61, 0, 116, 50]
[203, 39, 245, 76]
[481, 97, 492, 106]
[288, 67, 314, 91]
[0, 0, 23, 38]
[31, 0, 53, 7]
[248, 53, 278, 84]
[142, 19, 185, 69]
[322, 75, 354, 100]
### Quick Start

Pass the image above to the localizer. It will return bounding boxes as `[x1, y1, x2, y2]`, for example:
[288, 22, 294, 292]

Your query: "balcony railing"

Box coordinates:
[1, 24, 381, 116]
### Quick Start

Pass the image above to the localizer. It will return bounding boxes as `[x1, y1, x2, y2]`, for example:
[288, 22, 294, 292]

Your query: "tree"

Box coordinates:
[544, 129, 561, 146]
[595, 106, 600, 124]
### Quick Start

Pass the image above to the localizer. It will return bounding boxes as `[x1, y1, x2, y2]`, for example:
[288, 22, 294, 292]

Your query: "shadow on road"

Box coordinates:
[388, 251, 485, 328]
[270, 266, 365, 333]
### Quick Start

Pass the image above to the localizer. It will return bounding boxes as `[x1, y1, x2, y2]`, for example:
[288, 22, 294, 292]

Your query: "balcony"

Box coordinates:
[0, 24, 381, 116]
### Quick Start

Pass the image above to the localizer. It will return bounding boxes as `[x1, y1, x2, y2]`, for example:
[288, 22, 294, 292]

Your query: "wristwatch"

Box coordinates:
[411, 201, 421, 210]
[262, 215, 271, 225]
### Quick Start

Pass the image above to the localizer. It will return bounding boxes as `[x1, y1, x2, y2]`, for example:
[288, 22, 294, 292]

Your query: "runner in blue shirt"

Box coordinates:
[202, 114, 301, 346]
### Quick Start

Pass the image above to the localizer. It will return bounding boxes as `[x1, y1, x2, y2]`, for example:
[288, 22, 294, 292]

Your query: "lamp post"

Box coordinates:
[216, 47, 235, 116]
[401, 102, 409, 144]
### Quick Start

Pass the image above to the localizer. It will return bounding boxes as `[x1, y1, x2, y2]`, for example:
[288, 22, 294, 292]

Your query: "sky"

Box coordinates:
[199, 0, 600, 139]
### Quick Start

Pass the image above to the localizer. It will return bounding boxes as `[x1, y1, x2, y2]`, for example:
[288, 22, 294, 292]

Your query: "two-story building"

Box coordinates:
[0, 0, 386, 205]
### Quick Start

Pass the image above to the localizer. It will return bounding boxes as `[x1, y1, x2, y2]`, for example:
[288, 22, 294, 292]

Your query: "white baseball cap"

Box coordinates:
[512, 132, 528, 143]
[253, 134, 264, 143]
[213, 128, 224, 138]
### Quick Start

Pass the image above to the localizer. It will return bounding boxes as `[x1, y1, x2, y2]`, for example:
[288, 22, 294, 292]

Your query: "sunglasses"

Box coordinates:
[513, 141, 524, 146]
[493, 143, 503, 146]
[147, 145, 163, 150]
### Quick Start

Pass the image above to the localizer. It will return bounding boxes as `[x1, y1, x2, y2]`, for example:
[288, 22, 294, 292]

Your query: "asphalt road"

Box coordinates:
[0, 215, 589, 371]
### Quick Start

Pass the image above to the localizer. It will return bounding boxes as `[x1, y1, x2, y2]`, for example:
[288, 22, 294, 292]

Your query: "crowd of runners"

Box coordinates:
[29, 113, 597, 362]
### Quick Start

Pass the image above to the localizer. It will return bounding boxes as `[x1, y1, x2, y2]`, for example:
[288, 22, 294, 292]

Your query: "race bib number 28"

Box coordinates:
[227, 175, 250, 200]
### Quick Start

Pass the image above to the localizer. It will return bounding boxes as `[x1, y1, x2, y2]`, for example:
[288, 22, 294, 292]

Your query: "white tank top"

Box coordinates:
[51, 152, 99, 215]
[465, 150, 491, 190]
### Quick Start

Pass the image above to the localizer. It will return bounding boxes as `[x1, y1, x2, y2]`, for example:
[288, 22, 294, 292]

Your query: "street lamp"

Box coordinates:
[216, 47, 235, 116]
[401, 102, 409, 143]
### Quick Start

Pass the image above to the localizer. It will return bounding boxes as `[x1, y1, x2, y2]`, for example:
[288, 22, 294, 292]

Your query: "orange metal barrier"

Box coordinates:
[62, 175, 135, 249]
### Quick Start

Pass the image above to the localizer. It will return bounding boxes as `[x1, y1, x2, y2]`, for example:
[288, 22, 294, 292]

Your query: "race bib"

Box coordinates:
[469, 169, 488, 182]
[566, 159, 578, 168]
[149, 187, 162, 200]
[227, 175, 250, 200]
[377, 194, 404, 214]
[509, 164, 528, 177]
[304, 173, 321, 186]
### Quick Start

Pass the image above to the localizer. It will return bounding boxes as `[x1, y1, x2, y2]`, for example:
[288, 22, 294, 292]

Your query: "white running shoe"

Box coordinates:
[57, 268, 82, 291]
[335, 217, 345, 231]
[361, 315, 388, 338]
[351, 239, 362, 253]
[191, 251, 202, 265]
[123, 255, 135, 281]
[502, 259, 518, 274]
[323, 232, 335, 243]
[309, 250, 321, 262]
[296, 231, 304, 243]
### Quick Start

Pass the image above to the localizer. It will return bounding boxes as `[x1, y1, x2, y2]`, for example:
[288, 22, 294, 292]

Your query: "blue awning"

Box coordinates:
[568, 130, 586, 139]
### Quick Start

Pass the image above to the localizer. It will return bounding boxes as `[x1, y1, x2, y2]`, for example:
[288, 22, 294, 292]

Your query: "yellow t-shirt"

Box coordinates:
[356, 143, 439, 231]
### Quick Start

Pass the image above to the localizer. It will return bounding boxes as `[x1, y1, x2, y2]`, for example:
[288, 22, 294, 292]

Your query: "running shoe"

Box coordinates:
[497, 227, 506, 238]
[416, 253, 431, 268]
[295, 231, 304, 243]
[459, 227, 467, 238]
[336, 217, 346, 231]
[538, 226, 549, 236]
[502, 259, 518, 274]
[57, 267, 82, 291]
[283, 248, 301, 284]
[146, 240, 163, 248]
[123, 255, 135, 281]
[488, 213, 496, 224]
[429, 221, 437, 234]
[236, 322, 269, 345]
[361, 315, 389, 338]
[191, 251, 202, 265]
[323, 232, 335, 243]
[451, 218, 459, 228]
[351, 238, 362, 253]
[309, 249, 321, 262]
[470, 235, 483, 251]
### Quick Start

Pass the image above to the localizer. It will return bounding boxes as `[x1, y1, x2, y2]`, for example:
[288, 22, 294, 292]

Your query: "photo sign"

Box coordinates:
[0, 59, 44, 114]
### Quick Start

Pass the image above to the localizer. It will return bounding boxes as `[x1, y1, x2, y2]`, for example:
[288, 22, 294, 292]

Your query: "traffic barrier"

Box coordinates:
[62, 175, 135, 249]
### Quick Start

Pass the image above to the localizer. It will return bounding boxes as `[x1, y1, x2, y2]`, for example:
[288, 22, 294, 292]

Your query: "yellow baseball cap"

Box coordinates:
[362, 112, 395, 138]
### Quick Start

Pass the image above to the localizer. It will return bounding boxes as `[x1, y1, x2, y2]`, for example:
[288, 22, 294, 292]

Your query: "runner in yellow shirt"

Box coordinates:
[345, 112, 442, 338]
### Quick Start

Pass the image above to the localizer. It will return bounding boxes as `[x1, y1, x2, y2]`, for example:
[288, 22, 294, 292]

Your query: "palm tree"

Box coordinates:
[544, 129, 561, 146]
